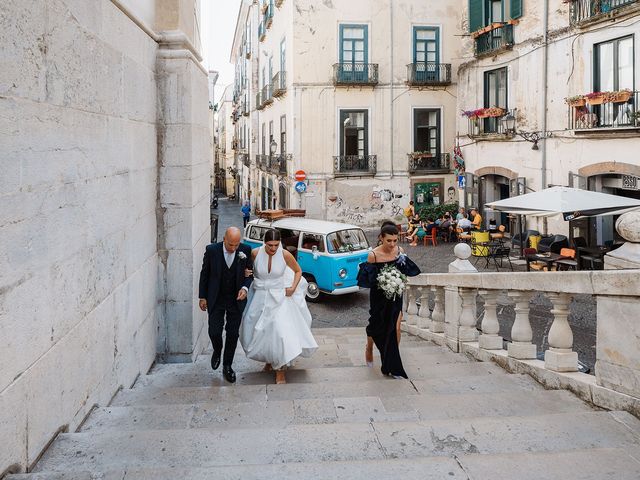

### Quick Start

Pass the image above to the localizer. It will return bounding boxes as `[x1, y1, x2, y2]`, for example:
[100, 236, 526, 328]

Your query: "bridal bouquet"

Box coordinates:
[377, 264, 408, 301]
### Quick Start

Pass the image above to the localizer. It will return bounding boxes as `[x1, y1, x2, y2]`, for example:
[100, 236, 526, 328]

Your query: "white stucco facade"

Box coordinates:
[230, 0, 464, 226]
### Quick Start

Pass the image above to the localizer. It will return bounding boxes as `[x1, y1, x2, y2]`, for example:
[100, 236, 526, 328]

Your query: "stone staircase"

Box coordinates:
[9, 328, 640, 479]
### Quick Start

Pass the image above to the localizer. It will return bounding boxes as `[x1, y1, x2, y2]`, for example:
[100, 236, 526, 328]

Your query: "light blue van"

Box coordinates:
[243, 218, 371, 301]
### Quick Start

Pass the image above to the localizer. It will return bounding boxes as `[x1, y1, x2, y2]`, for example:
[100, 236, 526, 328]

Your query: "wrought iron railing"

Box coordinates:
[333, 63, 379, 86]
[467, 109, 514, 137]
[239, 154, 250, 168]
[264, 0, 274, 29]
[258, 21, 266, 42]
[570, 0, 638, 24]
[406, 63, 452, 86]
[268, 154, 291, 175]
[407, 153, 451, 173]
[333, 155, 377, 176]
[256, 91, 264, 110]
[474, 24, 514, 57]
[256, 154, 268, 170]
[272, 72, 287, 97]
[568, 91, 639, 130]
[261, 84, 273, 106]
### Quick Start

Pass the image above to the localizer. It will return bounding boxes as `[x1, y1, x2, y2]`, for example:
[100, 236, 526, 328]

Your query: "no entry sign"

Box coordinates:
[294, 170, 307, 182]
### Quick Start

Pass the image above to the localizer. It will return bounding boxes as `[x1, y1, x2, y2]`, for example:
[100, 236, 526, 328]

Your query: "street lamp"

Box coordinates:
[500, 111, 550, 150]
[270, 139, 278, 156]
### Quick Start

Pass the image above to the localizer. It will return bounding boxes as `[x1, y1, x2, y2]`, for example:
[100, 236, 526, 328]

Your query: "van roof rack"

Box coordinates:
[256, 209, 306, 220]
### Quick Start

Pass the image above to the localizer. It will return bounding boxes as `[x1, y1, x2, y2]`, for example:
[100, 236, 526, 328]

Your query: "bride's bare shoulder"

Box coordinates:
[251, 247, 259, 259]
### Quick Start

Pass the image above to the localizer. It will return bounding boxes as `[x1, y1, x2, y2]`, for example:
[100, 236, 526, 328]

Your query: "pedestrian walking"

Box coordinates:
[241, 200, 251, 228]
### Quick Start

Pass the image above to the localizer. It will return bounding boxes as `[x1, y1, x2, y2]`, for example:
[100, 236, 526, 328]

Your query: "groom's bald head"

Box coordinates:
[223, 227, 242, 253]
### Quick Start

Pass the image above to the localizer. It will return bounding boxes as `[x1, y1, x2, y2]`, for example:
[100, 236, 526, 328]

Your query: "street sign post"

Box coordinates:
[295, 181, 307, 194]
[295, 170, 307, 182]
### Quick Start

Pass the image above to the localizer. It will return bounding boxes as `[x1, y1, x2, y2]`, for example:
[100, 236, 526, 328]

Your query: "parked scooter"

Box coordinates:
[211, 195, 219, 209]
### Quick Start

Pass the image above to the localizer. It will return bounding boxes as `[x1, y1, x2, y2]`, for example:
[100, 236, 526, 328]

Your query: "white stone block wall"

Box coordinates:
[0, 0, 161, 473]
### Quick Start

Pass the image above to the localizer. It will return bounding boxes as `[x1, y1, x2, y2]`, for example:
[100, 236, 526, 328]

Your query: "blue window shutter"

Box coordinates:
[510, 0, 523, 20]
[468, 0, 484, 33]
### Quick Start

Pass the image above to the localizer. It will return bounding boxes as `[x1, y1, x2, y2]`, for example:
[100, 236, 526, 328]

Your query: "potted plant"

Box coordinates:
[411, 151, 434, 159]
[585, 91, 607, 105]
[484, 107, 506, 117]
[565, 94, 586, 107]
[608, 89, 632, 103]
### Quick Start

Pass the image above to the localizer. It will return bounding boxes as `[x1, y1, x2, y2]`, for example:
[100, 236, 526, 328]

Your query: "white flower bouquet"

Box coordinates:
[377, 264, 408, 301]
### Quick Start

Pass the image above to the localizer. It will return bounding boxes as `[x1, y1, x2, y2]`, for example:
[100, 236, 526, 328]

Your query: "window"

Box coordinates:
[280, 115, 286, 154]
[300, 233, 325, 252]
[594, 36, 634, 127]
[280, 38, 286, 72]
[484, 67, 508, 132]
[468, 0, 522, 32]
[413, 109, 441, 155]
[338, 24, 368, 82]
[248, 226, 269, 241]
[268, 56, 273, 84]
[339, 110, 368, 156]
[326, 229, 369, 254]
[269, 121, 274, 153]
[413, 27, 440, 82]
[261, 123, 266, 155]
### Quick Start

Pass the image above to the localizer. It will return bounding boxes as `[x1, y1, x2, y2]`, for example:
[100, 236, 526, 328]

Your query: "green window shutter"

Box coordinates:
[510, 0, 523, 20]
[468, 0, 484, 33]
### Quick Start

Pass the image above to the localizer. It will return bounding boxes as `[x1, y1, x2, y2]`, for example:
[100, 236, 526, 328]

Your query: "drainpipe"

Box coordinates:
[541, 0, 549, 234]
[389, 0, 394, 179]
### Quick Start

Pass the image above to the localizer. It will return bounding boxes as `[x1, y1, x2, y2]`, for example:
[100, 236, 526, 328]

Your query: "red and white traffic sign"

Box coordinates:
[294, 170, 307, 182]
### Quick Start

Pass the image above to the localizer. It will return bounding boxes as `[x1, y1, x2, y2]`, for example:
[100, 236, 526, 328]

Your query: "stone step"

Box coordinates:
[11, 447, 640, 480]
[137, 361, 499, 389]
[82, 390, 592, 433]
[113, 371, 542, 407]
[30, 412, 640, 473]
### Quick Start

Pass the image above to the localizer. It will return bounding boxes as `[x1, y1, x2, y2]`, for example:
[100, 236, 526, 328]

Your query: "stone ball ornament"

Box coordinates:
[616, 211, 640, 243]
[454, 242, 472, 260]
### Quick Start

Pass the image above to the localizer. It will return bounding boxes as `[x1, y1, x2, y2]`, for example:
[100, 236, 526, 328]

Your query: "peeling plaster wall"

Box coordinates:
[0, 0, 160, 473]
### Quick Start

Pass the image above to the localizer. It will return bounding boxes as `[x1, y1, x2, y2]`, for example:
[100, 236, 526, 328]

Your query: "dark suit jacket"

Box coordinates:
[198, 242, 254, 312]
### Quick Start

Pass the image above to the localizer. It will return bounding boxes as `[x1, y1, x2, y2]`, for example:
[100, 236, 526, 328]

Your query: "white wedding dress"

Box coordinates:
[240, 244, 318, 369]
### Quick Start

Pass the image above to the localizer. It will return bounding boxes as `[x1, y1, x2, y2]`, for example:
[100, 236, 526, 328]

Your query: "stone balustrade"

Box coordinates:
[402, 211, 640, 416]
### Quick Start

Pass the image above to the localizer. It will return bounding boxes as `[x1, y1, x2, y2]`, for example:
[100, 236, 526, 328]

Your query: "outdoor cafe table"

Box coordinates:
[526, 252, 569, 271]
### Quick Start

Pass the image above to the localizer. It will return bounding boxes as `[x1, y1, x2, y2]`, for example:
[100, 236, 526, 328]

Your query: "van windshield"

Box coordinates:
[326, 229, 369, 254]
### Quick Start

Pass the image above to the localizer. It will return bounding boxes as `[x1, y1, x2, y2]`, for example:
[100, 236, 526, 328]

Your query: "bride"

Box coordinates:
[240, 228, 318, 384]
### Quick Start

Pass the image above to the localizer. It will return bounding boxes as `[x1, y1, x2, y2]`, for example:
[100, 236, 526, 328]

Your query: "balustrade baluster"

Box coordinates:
[507, 291, 537, 359]
[478, 289, 503, 350]
[406, 287, 419, 316]
[458, 288, 478, 342]
[417, 287, 430, 330]
[545, 293, 578, 372]
[430, 286, 445, 333]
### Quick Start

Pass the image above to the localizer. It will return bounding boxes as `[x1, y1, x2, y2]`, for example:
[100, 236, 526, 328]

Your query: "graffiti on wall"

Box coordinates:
[327, 186, 408, 226]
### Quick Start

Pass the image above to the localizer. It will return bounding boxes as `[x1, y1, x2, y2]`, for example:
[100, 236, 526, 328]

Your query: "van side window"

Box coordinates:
[300, 233, 325, 252]
[248, 226, 268, 241]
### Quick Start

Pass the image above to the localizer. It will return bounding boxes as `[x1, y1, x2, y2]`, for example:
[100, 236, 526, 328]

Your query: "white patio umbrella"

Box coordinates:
[485, 186, 640, 221]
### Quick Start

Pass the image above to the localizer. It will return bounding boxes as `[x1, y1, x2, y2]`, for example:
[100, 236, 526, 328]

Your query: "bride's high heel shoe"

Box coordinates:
[365, 345, 374, 368]
[275, 370, 286, 384]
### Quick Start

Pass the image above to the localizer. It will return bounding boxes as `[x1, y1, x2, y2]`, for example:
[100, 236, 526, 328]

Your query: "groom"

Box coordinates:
[198, 227, 253, 383]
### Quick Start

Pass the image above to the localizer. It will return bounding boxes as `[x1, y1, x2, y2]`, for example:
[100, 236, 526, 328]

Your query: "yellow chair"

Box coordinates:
[471, 231, 490, 256]
[529, 235, 542, 251]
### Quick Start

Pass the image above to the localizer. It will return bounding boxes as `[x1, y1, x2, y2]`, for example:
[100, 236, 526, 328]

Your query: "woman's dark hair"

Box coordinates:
[379, 223, 399, 237]
[263, 228, 281, 242]
[380, 219, 396, 229]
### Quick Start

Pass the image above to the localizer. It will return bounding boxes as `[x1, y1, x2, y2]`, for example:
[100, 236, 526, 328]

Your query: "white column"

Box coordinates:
[507, 291, 537, 359]
[478, 290, 503, 350]
[417, 287, 430, 330]
[545, 293, 578, 372]
[458, 288, 478, 342]
[430, 286, 445, 333]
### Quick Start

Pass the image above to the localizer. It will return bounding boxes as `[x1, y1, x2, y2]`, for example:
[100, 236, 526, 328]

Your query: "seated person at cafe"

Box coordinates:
[456, 207, 467, 221]
[470, 208, 483, 230]
[440, 214, 454, 241]
[406, 214, 420, 236]
[457, 216, 473, 231]
[407, 218, 436, 246]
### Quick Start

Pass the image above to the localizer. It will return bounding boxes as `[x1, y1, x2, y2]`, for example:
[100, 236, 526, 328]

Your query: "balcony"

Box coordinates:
[407, 153, 452, 174]
[466, 108, 514, 138]
[474, 23, 514, 57]
[568, 91, 640, 132]
[333, 155, 377, 177]
[264, 1, 274, 29]
[256, 154, 268, 171]
[258, 21, 266, 42]
[238, 153, 250, 168]
[256, 91, 264, 110]
[272, 72, 287, 97]
[570, 0, 639, 24]
[332, 63, 379, 87]
[261, 84, 273, 107]
[406, 63, 452, 86]
[268, 154, 291, 175]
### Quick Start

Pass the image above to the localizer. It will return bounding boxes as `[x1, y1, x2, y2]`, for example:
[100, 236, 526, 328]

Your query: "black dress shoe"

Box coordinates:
[211, 353, 221, 371]
[223, 365, 236, 383]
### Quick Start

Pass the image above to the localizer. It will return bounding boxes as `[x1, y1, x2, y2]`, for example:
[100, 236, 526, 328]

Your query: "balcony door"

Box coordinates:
[484, 67, 508, 133]
[339, 25, 368, 83]
[413, 109, 441, 156]
[414, 27, 439, 82]
[594, 36, 634, 127]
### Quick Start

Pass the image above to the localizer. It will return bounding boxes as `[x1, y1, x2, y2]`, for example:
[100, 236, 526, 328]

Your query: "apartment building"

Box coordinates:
[458, 0, 640, 245]
[215, 85, 236, 196]
[230, 0, 463, 225]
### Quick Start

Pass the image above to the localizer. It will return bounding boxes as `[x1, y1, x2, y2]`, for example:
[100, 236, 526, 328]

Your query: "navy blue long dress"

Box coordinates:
[357, 253, 421, 378]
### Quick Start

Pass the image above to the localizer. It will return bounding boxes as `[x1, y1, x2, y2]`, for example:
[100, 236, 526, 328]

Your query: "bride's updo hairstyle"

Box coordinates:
[379, 223, 399, 238]
[263, 228, 281, 243]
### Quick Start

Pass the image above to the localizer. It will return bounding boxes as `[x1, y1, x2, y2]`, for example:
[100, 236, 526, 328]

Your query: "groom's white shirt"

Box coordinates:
[224, 246, 248, 293]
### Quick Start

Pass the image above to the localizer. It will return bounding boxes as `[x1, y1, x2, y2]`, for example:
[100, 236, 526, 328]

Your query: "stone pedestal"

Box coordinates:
[545, 348, 579, 372]
[508, 342, 538, 360]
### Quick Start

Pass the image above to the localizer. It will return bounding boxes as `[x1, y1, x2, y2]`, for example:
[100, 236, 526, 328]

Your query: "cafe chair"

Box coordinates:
[423, 229, 438, 247]
[490, 224, 507, 244]
[538, 234, 569, 254]
[555, 248, 578, 271]
[397, 224, 408, 243]
[488, 245, 513, 271]
[457, 227, 472, 243]
[524, 247, 549, 271]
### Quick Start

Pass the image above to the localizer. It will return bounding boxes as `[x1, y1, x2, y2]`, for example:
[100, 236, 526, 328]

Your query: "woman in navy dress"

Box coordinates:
[357, 223, 420, 378]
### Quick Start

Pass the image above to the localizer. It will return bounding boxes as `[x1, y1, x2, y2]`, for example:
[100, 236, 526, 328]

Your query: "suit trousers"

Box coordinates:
[209, 303, 242, 366]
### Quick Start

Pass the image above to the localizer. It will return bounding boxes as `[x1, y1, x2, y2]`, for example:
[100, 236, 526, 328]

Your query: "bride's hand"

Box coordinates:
[244, 268, 253, 278]
[285, 286, 295, 297]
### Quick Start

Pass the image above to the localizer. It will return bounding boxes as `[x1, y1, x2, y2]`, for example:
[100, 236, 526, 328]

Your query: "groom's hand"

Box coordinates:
[237, 288, 248, 301]
[244, 268, 253, 278]
[199, 299, 207, 311]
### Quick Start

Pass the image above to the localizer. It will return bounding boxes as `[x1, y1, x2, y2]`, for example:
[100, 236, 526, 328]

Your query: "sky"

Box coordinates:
[201, 0, 243, 104]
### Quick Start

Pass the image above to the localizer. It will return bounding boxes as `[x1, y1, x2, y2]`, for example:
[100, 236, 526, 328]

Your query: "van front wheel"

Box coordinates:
[304, 277, 321, 303]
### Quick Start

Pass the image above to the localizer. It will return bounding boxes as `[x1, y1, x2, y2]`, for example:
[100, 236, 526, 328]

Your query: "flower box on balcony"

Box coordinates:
[609, 89, 633, 103]
[565, 95, 586, 107]
[410, 152, 434, 160]
[585, 92, 606, 105]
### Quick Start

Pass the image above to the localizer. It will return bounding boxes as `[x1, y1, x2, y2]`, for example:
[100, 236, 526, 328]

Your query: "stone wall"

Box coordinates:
[0, 0, 165, 473]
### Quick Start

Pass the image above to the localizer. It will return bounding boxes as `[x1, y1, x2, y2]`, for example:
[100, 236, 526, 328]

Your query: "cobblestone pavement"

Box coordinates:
[211, 199, 596, 371]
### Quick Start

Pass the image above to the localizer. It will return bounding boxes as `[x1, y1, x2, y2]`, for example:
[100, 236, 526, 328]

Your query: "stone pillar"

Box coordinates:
[430, 286, 445, 333]
[507, 291, 537, 359]
[458, 288, 478, 342]
[545, 293, 578, 372]
[604, 211, 640, 269]
[417, 287, 430, 330]
[155, 2, 211, 362]
[478, 290, 503, 350]
[448, 243, 478, 273]
[444, 243, 478, 351]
